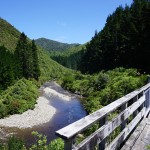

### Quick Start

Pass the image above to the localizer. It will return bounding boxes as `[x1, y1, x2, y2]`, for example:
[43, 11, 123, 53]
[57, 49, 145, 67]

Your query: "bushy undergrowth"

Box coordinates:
[0, 132, 64, 150]
[0, 78, 39, 118]
[0, 68, 147, 149]
[61, 68, 147, 113]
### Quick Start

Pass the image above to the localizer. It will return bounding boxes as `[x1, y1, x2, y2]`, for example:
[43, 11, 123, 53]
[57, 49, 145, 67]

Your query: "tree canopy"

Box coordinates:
[80, 0, 150, 74]
[14, 33, 40, 80]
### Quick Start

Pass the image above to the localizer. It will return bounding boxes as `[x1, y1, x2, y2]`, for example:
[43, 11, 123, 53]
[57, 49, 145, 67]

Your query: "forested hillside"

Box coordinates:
[0, 18, 20, 52]
[35, 38, 84, 70]
[0, 18, 71, 118]
[80, 0, 150, 74]
[49, 44, 85, 70]
[0, 18, 71, 84]
[35, 38, 80, 51]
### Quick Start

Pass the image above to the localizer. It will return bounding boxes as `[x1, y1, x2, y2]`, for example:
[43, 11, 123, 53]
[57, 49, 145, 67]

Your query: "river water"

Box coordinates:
[0, 82, 87, 147]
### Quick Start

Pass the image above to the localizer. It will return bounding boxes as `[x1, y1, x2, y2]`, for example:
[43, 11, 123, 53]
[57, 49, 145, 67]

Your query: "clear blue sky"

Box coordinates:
[0, 0, 133, 44]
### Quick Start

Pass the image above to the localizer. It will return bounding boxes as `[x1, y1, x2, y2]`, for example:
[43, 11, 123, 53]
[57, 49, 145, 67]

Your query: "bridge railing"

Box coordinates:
[56, 82, 150, 150]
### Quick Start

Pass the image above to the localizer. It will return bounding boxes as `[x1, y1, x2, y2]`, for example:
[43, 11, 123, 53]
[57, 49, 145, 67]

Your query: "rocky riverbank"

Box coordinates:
[0, 82, 73, 129]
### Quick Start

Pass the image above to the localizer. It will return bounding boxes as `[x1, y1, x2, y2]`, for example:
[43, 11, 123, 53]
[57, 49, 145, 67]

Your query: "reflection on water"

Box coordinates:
[0, 82, 87, 147]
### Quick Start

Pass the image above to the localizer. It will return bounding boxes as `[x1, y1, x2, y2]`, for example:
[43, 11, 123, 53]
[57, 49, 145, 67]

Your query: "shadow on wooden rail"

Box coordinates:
[56, 79, 150, 150]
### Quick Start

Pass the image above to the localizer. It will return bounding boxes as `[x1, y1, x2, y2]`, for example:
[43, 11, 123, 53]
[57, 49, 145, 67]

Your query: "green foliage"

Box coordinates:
[0, 45, 15, 90]
[38, 48, 72, 83]
[14, 33, 40, 80]
[49, 138, 64, 150]
[29, 131, 48, 150]
[0, 132, 64, 150]
[0, 136, 26, 150]
[147, 145, 150, 150]
[0, 78, 38, 118]
[0, 17, 72, 86]
[49, 45, 85, 70]
[32, 40, 40, 80]
[0, 18, 20, 52]
[61, 73, 75, 91]
[80, 0, 150, 74]
[61, 68, 147, 114]
[29, 132, 64, 150]
[7, 136, 26, 150]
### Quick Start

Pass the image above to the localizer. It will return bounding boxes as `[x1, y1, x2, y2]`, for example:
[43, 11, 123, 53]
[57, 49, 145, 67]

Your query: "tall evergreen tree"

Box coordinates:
[31, 40, 40, 80]
[14, 32, 28, 78]
[14, 33, 40, 80]
[0, 45, 14, 90]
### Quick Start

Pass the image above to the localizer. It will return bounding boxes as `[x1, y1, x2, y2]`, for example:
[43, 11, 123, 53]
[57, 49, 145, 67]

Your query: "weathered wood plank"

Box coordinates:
[144, 107, 150, 118]
[72, 96, 145, 150]
[133, 96, 138, 117]
[121, 103, 127, 130]
[144, 88, 150, 117]
[131, 123, 150, 150]
[121, 118, 148, 150]
[56, 84, 150, 139]
[106, 108, 146, 150]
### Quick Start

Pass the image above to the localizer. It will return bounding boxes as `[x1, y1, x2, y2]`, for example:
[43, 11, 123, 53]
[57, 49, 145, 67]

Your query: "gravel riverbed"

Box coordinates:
[0, 82, 73, 129]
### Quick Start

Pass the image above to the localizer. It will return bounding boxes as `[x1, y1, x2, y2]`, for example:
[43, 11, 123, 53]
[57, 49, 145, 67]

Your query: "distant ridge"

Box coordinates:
[35, 38, 80, 52]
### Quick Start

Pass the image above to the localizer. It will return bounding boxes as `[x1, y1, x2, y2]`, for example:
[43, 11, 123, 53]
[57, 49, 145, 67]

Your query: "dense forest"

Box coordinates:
[79, 0, 150, 74]
[0, 33, 40, 90]
[49, 45, 85, 70]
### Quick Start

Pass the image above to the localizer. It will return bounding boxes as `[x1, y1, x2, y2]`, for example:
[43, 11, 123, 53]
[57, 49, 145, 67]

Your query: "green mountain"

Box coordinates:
[0, 18, 71, 82]
[0, 17, 72, 118]
[35, 37, 85, 70]
[35, 38, 80, 51]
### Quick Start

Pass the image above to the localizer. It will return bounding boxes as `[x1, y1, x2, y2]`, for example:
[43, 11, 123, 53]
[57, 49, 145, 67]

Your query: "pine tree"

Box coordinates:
[14, 32, 28, 78]
[0, 45, 14, 90]
[31, 40, 40, 80]
[14, 33, 40, 80]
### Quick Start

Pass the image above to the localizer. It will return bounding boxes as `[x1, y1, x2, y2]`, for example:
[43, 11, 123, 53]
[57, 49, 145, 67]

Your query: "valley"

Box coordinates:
[0, 0, 150, 149]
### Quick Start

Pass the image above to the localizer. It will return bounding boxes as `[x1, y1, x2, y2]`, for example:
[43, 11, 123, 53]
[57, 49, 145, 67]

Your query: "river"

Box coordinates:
[0, 82, 87, 147]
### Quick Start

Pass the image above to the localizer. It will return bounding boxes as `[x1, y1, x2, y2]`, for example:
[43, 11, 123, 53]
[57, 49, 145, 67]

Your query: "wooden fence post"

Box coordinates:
[133, 95, 138, 117]
[64, 138, 74, 150]
[99, 115, 108, 150]
[121, 103, 127, 130]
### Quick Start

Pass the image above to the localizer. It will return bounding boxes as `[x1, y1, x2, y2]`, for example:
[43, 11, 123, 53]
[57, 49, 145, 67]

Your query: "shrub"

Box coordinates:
[0, 78, 39, 118]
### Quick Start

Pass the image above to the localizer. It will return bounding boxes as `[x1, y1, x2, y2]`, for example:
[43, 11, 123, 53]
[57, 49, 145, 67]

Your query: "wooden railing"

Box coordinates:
[56, 82, 150, 150]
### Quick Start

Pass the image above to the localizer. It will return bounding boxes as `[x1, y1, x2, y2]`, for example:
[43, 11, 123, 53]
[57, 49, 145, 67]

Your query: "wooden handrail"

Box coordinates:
[56, 83, 150, 150]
